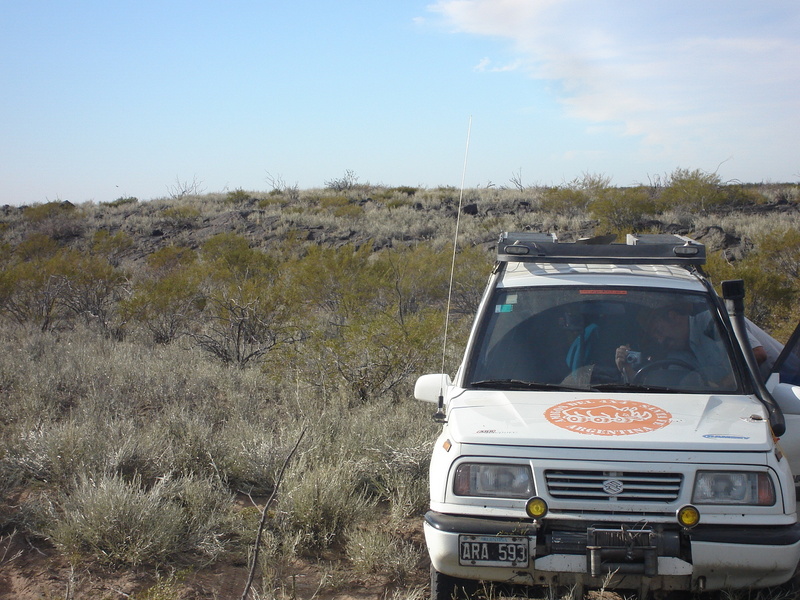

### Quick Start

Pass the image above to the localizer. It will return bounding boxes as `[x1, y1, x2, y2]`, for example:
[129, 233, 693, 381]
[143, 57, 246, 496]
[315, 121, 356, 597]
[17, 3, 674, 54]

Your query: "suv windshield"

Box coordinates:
[466, 286, 741, 393]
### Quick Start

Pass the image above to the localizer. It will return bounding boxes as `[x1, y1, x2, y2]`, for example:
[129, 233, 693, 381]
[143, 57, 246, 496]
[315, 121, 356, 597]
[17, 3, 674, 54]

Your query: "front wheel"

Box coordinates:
[431, 565, 477, 600]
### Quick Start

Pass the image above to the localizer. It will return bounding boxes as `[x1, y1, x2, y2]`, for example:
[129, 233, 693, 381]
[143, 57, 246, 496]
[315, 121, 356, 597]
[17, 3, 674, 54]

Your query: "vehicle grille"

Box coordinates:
[545, 470, 682, 502]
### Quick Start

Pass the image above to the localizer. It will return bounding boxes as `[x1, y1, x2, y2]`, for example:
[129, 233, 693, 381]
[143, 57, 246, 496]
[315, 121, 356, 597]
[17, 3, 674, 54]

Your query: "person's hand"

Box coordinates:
[615, 345, 630, 372]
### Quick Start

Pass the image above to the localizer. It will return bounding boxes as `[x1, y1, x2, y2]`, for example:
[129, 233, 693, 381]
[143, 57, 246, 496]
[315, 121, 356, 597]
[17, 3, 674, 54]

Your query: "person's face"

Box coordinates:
[650, 310, 690, 350]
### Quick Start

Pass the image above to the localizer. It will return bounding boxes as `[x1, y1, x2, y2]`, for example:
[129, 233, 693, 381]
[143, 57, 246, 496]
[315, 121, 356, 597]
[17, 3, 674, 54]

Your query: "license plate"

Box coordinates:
[458, 535, 530, 567]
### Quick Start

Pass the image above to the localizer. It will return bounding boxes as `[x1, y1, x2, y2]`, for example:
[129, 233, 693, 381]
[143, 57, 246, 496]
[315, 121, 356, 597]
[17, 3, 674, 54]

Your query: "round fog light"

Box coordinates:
[526, 497, 548, 520]
[677, 504, 700, 528]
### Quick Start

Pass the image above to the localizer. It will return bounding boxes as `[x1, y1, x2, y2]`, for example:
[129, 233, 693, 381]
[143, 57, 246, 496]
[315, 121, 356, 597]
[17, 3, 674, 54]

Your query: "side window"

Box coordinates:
[774, 324, 800, 386]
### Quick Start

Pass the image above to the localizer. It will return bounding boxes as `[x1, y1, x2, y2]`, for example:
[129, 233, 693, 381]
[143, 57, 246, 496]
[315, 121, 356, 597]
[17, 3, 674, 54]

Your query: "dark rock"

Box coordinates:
[693, 225, 740, 251]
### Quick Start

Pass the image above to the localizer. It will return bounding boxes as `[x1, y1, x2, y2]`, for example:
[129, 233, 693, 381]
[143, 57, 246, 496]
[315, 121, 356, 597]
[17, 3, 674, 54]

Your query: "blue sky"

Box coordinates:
[2, 1, 798, 205]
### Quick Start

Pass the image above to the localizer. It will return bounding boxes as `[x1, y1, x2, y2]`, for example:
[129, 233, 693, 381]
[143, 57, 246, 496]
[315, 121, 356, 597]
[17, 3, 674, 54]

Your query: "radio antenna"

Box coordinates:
[434, 116, 472, 422]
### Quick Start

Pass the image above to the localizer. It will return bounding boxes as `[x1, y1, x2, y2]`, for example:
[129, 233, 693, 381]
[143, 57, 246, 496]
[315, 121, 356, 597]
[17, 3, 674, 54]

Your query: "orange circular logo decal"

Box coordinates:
[545, 399, 671, 436]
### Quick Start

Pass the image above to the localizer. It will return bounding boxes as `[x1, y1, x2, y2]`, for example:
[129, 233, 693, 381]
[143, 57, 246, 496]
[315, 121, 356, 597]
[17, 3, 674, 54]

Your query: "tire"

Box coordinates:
[430, 565, 478, 600]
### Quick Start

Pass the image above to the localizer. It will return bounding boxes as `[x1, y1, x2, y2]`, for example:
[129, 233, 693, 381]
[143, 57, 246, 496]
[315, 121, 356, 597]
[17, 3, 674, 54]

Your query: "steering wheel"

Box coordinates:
[633, 358, 699, 384]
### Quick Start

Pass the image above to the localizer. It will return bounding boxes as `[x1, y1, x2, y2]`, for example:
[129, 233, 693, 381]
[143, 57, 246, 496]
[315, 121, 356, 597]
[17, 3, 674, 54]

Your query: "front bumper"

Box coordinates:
[424, 511, 800, 591]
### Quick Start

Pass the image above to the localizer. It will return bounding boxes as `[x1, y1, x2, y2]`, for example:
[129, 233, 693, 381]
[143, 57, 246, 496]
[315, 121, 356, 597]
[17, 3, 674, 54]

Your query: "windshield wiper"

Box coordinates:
[471, 379, 588, 392]
[589, 382, 674, 393]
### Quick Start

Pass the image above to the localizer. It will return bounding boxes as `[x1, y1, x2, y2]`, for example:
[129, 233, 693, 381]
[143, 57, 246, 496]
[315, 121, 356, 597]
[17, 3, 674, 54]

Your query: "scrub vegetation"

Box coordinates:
[0, 169, 799, 598]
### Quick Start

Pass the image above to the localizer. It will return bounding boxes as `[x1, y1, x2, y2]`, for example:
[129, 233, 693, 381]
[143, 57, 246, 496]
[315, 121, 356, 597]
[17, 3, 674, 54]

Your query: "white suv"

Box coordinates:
[416, 232, 800, 598]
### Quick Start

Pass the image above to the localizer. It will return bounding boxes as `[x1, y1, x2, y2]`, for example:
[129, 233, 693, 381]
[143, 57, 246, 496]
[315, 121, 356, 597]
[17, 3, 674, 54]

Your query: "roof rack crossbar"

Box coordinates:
[497, 232, 706, 266]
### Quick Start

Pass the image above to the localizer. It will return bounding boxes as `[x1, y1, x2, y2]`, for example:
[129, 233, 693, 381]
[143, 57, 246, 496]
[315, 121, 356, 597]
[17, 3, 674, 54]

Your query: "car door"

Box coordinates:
[767, 322, 800, 481]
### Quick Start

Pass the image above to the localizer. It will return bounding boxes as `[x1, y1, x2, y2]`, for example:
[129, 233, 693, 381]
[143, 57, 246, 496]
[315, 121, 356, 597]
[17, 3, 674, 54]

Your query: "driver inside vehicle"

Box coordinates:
[615, 302, 736, 388]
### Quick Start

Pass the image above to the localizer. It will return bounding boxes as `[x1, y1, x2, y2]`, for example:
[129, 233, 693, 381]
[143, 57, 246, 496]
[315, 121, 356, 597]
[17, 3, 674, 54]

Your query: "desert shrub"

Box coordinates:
[226, 188, 252, 203]
[317, 194, 364, 219]
[133, 571, 190, 600]
[325, 169, 359, 191]
[213, 418, 284, 495]
[91, 229, 134, 266]
[284, 243, 451, 403]
[145, 406, 231, 479]
[58, 252, 128, 332]
[21, 201, 84, 241]
[722, 184, 769, 207]
[188, 279, 299, 366]
[282, 460, 375, 554]
[539, 186, 588, 217]
[155, 234, 302, 365]
[386, 197, 414, 209]
[40, 474, 234, 567]
[0, 236, 72, 330]
[347, 527, 422, 582]
[102, 196, 139, 208]
[200, 232, 275, 280]
[391, 186, 419, 196]
[5, 419, 132, 487]
[658, 168, 726, 214]
[539, 173, 611, 218]
[22, 201, 76, 223]
[0, 234, 127, 332]
[589, 186, 658, 233]
[160, 205, 201, 229]
[372, 186, 418, 207]
[124, 272, 201, 344]
[705, 229, 800, 340]
[360, 441, 431, 522]
[761, 184, 800, 204]
[123, 246, 201, 344]
[758, 227, 800, 280]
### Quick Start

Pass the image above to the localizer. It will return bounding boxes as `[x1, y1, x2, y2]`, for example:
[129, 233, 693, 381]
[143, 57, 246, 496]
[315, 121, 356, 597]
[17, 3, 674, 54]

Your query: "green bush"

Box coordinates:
[22, 201, 76, 223]
[91, 230, 133, 266]
[318, 194, 364, 219]
[102, 196, 139, 207]
[123, 247, 201, 344]
[705, 228, 800, 340]
[0, 243, 77, 330]
[284, 243, 453, 403]
[589, 186, 657, 233]
[658, 168, 726, 213]
[226, 188, 252, 203]
[160, 205, 201, 228]
[539, 173, 611, 217]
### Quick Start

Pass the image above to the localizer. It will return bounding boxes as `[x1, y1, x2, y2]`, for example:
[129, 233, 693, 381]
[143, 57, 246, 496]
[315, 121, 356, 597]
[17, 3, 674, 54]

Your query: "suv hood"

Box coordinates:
[447, 390, 772, 451]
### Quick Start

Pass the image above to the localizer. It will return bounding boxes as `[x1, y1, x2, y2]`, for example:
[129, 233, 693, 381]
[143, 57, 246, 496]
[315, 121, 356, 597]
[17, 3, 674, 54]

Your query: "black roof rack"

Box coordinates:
[497, 232, 706, 265]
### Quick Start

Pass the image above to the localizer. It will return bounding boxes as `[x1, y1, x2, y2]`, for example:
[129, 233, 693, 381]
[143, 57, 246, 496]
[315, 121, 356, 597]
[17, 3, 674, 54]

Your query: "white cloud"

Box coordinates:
[428, 0, 800, 177]
[474, 57, 491, 71]
[473, 57, 521, 72]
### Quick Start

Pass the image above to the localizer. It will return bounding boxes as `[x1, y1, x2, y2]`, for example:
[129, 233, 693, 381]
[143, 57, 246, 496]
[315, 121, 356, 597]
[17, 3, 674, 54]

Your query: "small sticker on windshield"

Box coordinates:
[495, 304, 514, 313]
[506, 294, 518, 304]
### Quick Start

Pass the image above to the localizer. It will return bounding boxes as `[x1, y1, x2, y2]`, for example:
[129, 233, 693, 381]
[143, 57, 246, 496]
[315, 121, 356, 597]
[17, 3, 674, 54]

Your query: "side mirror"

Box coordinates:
[414, 373, 452, 403]
[722, 279, 745, 303]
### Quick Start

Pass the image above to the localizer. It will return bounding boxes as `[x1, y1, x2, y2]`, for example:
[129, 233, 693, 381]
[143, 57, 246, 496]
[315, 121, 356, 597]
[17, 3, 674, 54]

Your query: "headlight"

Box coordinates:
[453, 463, 534, 498]
[692, 471, 776, 506]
